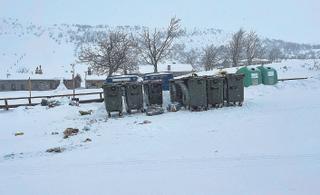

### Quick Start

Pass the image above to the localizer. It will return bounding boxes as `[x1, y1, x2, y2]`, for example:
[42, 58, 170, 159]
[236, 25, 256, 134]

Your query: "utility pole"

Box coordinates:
[71, 63, 75, 98]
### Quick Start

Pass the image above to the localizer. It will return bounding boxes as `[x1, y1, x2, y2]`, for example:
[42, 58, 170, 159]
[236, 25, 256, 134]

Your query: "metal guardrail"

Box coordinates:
[0, 91, 104, 110]
[278, 77, 308, 81]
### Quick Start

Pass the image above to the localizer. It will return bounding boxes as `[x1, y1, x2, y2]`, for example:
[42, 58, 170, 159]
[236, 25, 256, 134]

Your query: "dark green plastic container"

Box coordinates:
[102, 83, 123, 117]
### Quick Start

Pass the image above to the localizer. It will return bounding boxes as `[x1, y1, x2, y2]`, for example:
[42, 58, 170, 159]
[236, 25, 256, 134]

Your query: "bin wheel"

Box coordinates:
[238, 102, 243, 107]
[108, 112, 111, 118]
[127, 110, 132, 114]
[141, 108, 145, 113]
[119, 111, 123, 116]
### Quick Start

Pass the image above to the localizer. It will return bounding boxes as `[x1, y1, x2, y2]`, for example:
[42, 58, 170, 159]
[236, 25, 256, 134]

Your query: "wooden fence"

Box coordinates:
[0, 91, 104, 110]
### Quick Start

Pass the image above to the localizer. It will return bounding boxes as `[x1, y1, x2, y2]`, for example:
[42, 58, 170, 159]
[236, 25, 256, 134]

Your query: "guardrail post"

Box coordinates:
[99, 92, 103, 100]
[5, 99, 9, 110]
[28, 97, 32, 105]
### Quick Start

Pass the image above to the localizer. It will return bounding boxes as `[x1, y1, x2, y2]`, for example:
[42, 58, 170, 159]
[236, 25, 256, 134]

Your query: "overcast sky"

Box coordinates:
[1, 0, 319, 43]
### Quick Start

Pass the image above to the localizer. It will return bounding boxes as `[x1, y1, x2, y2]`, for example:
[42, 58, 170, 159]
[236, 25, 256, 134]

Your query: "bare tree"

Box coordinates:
[202, 45, 221, 71]
[244, 31, 261, 65]
[137, 17, 181, 72]
[181, 49, 201, 70]
[229, 28, 245, 67]
[268, 47, 282, 62]
[78, 31, 137, 76]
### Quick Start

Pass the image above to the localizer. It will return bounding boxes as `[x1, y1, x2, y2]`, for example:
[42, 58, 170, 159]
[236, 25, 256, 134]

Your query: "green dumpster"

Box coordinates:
[102, 83, 123, 117]
[224, 73, 245, 106]
[236, 66, 262, 87]
[206, 76, 224, 108]
[186, 77, 208, 111]
[257, 66, 278, 85]
[144, 80, 163, 106]
[124, 82, 144, 114]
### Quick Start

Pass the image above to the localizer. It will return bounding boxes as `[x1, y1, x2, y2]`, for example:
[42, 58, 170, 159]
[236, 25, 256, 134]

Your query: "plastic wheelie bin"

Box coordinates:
[186, 76, 208, 111]
[143, 73, 173, 91]
[102, 83, 123, 117]
[206, 76, 224, 108]
[224, 73, 245, 106]
[143, 80, 163, 106]
[124, 82, 144, 113]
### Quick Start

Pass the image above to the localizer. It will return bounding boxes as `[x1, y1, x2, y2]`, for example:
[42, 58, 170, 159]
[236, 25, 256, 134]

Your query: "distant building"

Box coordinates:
[138, 63, 194, 76]
[0, 79, 60, 91]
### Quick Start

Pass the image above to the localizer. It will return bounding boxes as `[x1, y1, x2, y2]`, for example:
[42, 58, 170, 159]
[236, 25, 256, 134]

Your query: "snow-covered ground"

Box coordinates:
[1, 60, 320, 195]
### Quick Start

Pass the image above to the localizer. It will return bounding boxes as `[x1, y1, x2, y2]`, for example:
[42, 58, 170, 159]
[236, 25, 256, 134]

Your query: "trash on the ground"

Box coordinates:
[87, 119, 97, 125]
[46, 147, 65, 153]
[3, 153, 23, 160]
[167, 102, 181, 112]
[41, 99, 49, 106]
[82, 126, 91, 131]
[69, 98, 80, 106]
[138, 120, 152, 125]
[146, 106, 164, 116]
[51, 132, 59, 135]
[63, 128, 79, 139]
[48, 99, 62, 108]
[79, 110, 93, 116]
[14, 131, 24, 136]
[83, 138, 92, 142]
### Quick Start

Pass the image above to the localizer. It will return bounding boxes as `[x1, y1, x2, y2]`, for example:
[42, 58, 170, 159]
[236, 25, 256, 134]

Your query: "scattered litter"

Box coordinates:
[41, 99, 49, 106]
[83, 138, 92, 142]
[69, 98, 80, 106]
[79, 110, 93, 116]
[3, 153, 24, 160]
[87, 119, 98, 125]
[63, 128, 79, 139]
[138, 120, 152, 125]
[46, 147, 65, 153]
[146, 106, 164, 116]
[48, 99, 62, 108]
[14, 131, 24, 136]
[51, 132, 59, 135]
[167, 102, 181, 112]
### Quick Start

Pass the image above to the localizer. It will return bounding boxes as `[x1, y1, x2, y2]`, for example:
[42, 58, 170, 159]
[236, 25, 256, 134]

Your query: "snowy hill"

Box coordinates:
[1, 17, 320, 80]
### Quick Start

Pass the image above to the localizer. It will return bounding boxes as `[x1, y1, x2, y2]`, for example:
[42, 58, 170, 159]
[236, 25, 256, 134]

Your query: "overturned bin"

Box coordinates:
[224, 73, 245, 106]
[102, 83, 123, 117]
[144, 80, 163, 106]
[206, 76, 224, 108]
[124, 82, 144, 113]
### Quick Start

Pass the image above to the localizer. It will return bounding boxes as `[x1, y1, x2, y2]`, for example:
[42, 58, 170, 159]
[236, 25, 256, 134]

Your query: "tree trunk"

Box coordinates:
[154, 63, 158, 73]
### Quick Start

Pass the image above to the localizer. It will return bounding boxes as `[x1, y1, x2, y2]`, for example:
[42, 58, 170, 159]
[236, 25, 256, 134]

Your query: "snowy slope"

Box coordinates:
[0, 60, 320, 194]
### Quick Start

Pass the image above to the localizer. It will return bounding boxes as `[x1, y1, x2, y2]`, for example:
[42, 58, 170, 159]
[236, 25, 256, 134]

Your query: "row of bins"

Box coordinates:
[102, 75, 164, 117]
[170, 73, 245, 111]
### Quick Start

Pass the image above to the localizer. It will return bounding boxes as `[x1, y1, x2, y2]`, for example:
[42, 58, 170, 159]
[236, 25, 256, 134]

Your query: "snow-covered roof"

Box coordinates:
[138, 63, 193, 74]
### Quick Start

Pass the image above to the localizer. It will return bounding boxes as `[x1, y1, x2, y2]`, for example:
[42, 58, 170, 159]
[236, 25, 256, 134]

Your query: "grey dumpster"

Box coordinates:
[224, 73, 245, 106]
[102, 83, 123, 117]
[186, 77, 208, 111]
[144, 80, 163, 106]
[206, 76, 224, 108]
[124, 82, 144, 113]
